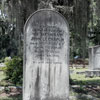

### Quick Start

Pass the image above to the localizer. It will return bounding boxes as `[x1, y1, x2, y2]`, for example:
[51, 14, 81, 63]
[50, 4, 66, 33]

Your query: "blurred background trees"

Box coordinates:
[0, 0, 100, 59]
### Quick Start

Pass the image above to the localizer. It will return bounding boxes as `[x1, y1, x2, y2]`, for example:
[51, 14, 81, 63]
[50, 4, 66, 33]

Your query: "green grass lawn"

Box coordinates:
[70, 67, 100, 99]
[0, 95, 22, 100]
[70, 68, 100, 85]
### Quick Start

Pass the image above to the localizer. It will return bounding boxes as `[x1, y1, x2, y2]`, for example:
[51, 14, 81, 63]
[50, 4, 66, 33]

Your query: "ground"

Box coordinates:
[70, 67, 100, 100]
[0, 95, 22, 100]
[0, 70, 22, 100]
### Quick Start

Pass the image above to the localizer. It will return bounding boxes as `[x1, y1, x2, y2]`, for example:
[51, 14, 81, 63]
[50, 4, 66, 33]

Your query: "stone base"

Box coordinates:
[85, 70, 100, 77]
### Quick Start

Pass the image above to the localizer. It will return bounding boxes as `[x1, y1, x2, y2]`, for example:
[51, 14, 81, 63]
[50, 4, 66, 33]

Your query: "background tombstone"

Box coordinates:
[89, 45, 100, 70]
[23, 9, 69, 100]
[86, 45, 100, 77]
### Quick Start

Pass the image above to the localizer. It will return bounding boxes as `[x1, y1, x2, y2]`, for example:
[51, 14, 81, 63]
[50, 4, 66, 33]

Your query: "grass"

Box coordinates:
[0, 71, 22, 100]
[0, 95, 22, 100]
[71, 73, 100, 83]
[70, 67, 88, 71]
[70, 67, 100, 85]
[70, 67, 100, 99]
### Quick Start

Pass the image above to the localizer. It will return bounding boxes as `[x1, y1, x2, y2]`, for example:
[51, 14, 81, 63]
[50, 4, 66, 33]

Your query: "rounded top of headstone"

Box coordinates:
[24, 9, 69, 33]
[24, 9, 69, 63]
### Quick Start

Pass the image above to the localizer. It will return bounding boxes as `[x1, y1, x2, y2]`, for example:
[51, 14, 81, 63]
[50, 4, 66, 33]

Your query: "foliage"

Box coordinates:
[0, 17, 17, 59]
[0, 71, 6, 82]
[0, 57, 4, 63]
[0, 0, 90, 59]
[4, 57, 23, 85]
[4, 86, 11, 93]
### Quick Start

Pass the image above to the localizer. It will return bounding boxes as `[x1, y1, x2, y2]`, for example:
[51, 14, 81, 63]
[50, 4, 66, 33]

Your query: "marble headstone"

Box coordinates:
[89, 45, 100, 70]
[23, 9, 69, 100]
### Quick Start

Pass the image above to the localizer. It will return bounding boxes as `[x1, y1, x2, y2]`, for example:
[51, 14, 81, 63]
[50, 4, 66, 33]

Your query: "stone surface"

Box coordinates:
[23, 9, 69, 100]
[89, 45, 100, 70]
[86, 45, 100, 77]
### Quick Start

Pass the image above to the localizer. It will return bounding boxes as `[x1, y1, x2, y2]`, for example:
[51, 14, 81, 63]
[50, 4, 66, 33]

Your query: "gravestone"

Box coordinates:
[23, 9, 69, 100]
[86, 45, 100, 77]
[89, 45, 100, 70]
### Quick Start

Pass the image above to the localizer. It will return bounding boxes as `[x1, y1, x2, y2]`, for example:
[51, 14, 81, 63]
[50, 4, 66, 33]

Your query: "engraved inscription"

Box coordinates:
[30, 25, 65, 62]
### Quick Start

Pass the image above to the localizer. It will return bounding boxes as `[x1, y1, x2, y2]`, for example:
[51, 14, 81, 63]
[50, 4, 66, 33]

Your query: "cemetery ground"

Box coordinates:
[0, 65, 100, 100]
[70, 67, 100, 100]
[0, 66, 22, 100]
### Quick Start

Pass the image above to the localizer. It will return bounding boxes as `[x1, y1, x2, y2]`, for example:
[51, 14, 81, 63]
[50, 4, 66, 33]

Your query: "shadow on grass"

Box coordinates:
[70, 78, 100, 98]
[70, 78, 100, 85]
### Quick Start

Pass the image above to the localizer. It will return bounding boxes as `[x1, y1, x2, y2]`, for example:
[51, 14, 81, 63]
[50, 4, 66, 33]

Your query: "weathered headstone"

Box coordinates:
[89, 45, 100, 70]
[86, 45, 100, 77]
[23, 9, 69, 100]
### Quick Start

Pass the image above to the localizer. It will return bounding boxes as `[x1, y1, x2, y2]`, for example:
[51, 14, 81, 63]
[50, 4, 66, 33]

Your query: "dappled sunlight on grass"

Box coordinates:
[70, 68, 100, 99]
[0, 94, 22, 100]
[70, 68, 100, 85]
